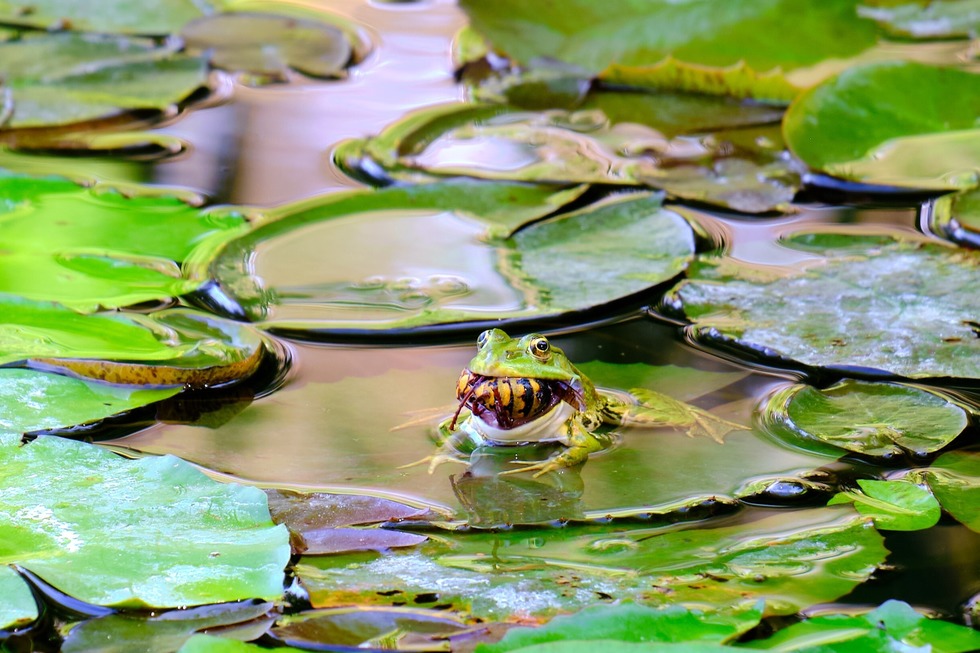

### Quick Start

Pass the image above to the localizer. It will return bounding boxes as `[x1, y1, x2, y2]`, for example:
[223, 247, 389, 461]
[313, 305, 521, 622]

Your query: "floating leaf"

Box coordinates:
[179, 635, 306, 653]
[181, 12, 352, 81]
[271, 607, 467, 649]
[0, 298, 266, 388]
[459, 0, 878, 101]
[0, 434, 290, 607]
[0, 33, 208, 132]
[0, 566, 36, 631]
[931, 186, 980, 249]
[783, 61, 980, 190]
[297, 509, 885, 618]
[746, 599, 980, 652]
[338, 102, 799, 213]
[199, 187, 696, 333]
[0, 0, 214, 34]
[828, 479, 941, 531]
[0, 173, 246, 311]
[922, 449, 980, 533]
[0, 369, 180, 434]
[479, 603, 762, 652]
[664, 232, 980, 380]
[762, 380, 969, 459]
[858, 0, 980, 39]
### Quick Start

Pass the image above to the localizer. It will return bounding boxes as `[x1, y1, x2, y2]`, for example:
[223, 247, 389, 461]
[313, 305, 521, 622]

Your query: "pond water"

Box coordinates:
[5, 0, 980, 644]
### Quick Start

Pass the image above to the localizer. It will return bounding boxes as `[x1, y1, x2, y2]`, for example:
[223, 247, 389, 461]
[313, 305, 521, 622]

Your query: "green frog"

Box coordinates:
[428, 328, 747, 477]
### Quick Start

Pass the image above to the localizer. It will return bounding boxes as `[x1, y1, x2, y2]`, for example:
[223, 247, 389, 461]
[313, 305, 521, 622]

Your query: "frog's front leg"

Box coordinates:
[616, 388, 748, 443]
[502, 418, 604, 478]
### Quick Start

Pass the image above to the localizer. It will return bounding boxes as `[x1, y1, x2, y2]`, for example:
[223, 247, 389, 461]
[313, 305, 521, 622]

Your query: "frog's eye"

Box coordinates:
[476, 330, 491, 348]
[529, 336, 551, 360]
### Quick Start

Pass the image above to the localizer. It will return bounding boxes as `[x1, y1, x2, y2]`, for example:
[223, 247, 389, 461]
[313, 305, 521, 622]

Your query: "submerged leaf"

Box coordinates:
[783, 61, 980, 190]
[762, 380, 968, 459]
[828, 479, 941, 531]
[665, 231, 980, 380]
[922, 449, 980, 533]
[0, 434, 290, 607]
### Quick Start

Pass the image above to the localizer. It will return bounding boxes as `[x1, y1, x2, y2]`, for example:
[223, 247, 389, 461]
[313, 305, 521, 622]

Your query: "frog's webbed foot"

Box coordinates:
[623, 388, 748, 443]
[499, 458, 565, 479]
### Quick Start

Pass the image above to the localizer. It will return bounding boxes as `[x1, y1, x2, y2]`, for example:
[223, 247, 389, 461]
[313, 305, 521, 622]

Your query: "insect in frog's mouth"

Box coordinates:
[450, 369, 586, 430]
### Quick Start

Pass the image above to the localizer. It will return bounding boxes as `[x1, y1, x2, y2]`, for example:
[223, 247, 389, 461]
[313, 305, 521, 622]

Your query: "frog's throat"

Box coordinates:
[469, 401, 578, 445]
[455, 369, 585, 430]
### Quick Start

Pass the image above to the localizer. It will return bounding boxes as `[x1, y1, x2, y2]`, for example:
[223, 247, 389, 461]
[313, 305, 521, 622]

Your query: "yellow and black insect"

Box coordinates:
[452, 369, 571, 429]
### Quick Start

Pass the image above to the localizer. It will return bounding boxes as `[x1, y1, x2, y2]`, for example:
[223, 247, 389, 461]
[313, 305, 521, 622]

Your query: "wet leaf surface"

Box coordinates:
[761, 380, 969, 459]
[828, 479, 941, 531]
[0, 298, 266, 387]
[205, 189, 696, 332]
[0, 566, 36, 631]
[784, 61, 980, 190]
[0, 173, 246, 311]
[0, 434, 290, 608]
[339, 103, 799, 213]
[270, 606, 467, 649]
[858, 0, 980, 39]
[297, 509, 885, 618]
[0, 369, 180, 434]
[178, 634, 305, 653]
[745, 599, 980, 652]
[665, 231, 980, 380]
[181, 12, 352, 81]
[921, 448, 980, 533]
[0, 33, 208, 131]
[0, 0, 213, 34]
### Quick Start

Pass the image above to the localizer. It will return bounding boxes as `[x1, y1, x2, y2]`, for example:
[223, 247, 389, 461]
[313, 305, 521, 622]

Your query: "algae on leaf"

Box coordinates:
[0, 434, 290, 607]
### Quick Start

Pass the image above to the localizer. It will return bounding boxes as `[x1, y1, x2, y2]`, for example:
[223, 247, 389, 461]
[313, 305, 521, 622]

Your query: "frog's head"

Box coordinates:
[450, 329, 588, 430]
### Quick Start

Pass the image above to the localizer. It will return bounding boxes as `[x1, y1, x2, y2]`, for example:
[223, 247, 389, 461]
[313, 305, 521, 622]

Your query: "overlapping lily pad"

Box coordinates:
[337, 102, 800, 213]
[0, 0, 214, 35]
[828, 479, 942, 531]
[761, 380, 969, 459]
[0, 173, 246, 311]
[920, 448, 980, 532]
[0, 33, 209, 132]
[197, 184, 697, 333]
[297, 508, 885, 618]
[663, 231, 980, 380]
[0, 434, 289, 611]
[784, 61, 980, 190]
[0, 297, 266, 387]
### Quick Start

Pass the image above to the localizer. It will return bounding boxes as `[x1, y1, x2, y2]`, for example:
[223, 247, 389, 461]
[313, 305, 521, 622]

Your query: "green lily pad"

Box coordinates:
[931, 186, 980, 249]
[0, 33, 208, 132]
[746, 599, 980, 651]
[0, 368, 180, 434]
[199, 186, 696, 333]
[181, 12, 352, 81]
[828, 479, 942, 531]
[179, 635, 306, 653]
[0, 173, 246, 311]
[270, 607, 467, 650]
[922, 449, 980, 532]
[338, 102, 799, 213]
[480, 603, 762, 652]
[297, 509, 885, 618]
[664, 232, 980, 380]
[0, 0, 213, 34]
[858, 0, 980, 39]
[458, 0, 878, 102]
[762, 380, 969, 459]
[783, 61, 980, 190]
[0, 566, 36, 631]
[0, 297, 266, 387]
[0, 434, 290, 608]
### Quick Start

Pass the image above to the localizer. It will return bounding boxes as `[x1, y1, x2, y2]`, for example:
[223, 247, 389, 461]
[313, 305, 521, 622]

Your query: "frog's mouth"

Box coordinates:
[451, 369, 586, 430]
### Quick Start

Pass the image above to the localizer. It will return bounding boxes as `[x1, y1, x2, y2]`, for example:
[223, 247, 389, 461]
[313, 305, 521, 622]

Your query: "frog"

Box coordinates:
[425, 328, 747, 477]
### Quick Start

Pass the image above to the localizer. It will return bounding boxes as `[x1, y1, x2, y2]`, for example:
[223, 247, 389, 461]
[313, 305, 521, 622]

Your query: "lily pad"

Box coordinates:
[338, 102, 800, 213]
[783, 61, 980, 190]
[931, 186, 980, 249]
[0, 368, 180, 434]
[297, 508, 885, 618]
[0, 566, 36, 631]
[921, 448, 980, 532]
[664, 232, 980, 380]
[0, 33, 208, 132]
[270, 607, 467, 649]
[0, 173, 246, 311]
[858, 0, 980, 39]
[0, 434, 290, 608]
[746, 599, 980, 652]
[0, 0, 214, 34]
[181, 12, 352, 81]
[458, 0, 879, 102]
[0, 297, 266, 387]
[761, 380, 969, 459]
[179, 635, 305, 653]
[199, 187, 696, 333]
[828, 479, 942, 531]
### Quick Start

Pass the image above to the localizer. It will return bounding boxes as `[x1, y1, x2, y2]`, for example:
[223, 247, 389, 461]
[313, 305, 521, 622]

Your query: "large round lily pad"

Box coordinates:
[783, 61, 980, 190]
[337, 102, 799, 213]
[198, 185, 696, 334]
[0, 173, 247, 311]
[664, 231, 980, 380]
[0, 434, 290, 608]
[762, 380, 969, 460]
